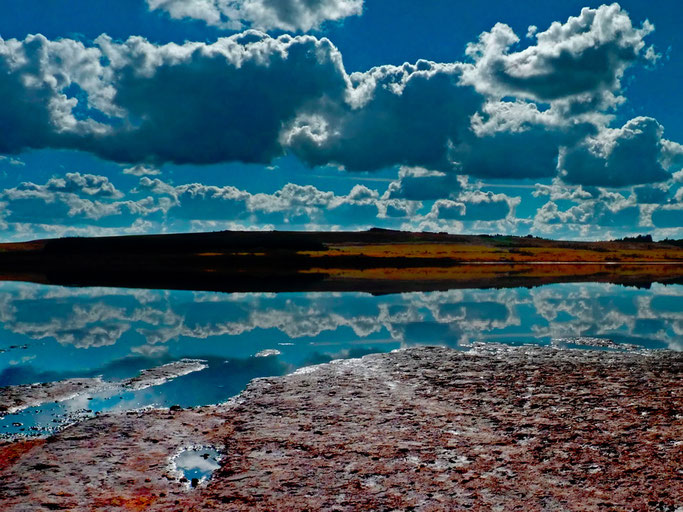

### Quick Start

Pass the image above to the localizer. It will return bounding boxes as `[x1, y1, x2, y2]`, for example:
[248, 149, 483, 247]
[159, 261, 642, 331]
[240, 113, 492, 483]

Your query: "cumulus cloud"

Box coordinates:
[427, 190, 517, 222]
[532, 187, 643, 236]
[123, 164, 161, 176]
[283, 62, 592, 179]
[676, 187, 683, 203]
[147, 0, 363, 32]
[462, 4, 655, 110]
[0, 5, 680, 191]
[529, 171, 683, 238]
[0, 31, 349, 165]
[0, 156, 25, 167]
[561, 117, 673, 187]
[427, 200, 465, 220]
[157, 181, 253, 221]
[662, 140, 683, 172]
[283, 60, 480, 172]
[6, 301, 132, 349]
[0, 172, 399, 235]
[533, 179, 597, 202]
[381, 199, 421, 219]
[0, 173, 169, 226]
[0, 34, 115, 154]
[138, 178, 383, 226]
[384, 167, 461, 201]
[2, 279, 681, 352]
[44, 173, 122, 198]
[93, 31, 349, 165]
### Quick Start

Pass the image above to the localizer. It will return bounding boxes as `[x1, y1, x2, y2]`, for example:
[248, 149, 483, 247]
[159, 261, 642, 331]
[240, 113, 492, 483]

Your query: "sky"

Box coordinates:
[0, 0, 682, 241]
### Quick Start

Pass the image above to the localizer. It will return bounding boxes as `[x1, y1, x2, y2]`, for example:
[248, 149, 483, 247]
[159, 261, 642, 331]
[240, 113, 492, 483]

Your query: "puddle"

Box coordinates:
[172, 446, 221, 487]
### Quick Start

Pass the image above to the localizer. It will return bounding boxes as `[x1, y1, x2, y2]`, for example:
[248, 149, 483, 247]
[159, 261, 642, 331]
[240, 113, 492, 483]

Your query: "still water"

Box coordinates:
[1, 281, 681, 436]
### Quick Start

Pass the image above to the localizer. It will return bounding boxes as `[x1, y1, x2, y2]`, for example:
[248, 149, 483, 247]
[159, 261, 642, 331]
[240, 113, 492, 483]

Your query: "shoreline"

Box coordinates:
[1, 344, 681, 510]
[1, 230, 682, 294]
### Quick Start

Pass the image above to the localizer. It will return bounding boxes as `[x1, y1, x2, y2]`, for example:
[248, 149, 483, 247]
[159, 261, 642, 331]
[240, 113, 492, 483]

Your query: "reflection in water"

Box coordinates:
[0, 281, 681, 435]
[173, 446, 221, 487]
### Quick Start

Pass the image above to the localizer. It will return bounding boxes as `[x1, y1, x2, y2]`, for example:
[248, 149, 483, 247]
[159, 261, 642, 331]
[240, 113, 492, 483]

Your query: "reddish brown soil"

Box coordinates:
[0, 439, 45, 472]
[1, 345, 681, 511]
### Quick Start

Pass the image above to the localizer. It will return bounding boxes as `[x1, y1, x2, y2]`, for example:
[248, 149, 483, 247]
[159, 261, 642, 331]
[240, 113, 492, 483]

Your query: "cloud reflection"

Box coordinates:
[0, 282, 679, 360]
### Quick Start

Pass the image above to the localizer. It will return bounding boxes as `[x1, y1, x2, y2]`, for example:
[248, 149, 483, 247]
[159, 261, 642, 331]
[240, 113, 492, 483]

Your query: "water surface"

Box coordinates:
[1, 281, 681, 436]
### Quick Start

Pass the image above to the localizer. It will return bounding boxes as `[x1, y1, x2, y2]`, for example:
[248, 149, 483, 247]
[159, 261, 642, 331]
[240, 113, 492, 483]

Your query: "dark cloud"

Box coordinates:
[455, 124, 568, 179]
[634, 185, 669, 204]
[384, 167, 461, 200]
[94, 32, 348, 165]
[0, 32, 349, 165]
[561, 117, 672, 187]
[0, 5, 680, 189]
[384, 201, 415, 218]
[283, 61, 482, 171]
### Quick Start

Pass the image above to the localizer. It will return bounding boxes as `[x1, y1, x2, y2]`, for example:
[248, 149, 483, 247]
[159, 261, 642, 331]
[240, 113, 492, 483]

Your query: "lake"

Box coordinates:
[1, 281, 681, 437]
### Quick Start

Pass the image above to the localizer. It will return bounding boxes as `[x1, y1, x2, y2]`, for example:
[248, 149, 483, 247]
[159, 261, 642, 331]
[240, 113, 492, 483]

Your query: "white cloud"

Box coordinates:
[426, 190, 517, 222]
[147, 0, 364, 32]
[462, 4, 654, 111]
[0, 173, 170, 226]
[532, 187, 644, 236]
[533, 179, 596, 201]
[123, 164, 161, 176]
[0, 5, 678, 191]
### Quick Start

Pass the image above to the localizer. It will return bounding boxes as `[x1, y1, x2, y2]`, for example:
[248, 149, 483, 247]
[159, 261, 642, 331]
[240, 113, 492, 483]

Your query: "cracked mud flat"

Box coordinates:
[0, 345, 681, 511]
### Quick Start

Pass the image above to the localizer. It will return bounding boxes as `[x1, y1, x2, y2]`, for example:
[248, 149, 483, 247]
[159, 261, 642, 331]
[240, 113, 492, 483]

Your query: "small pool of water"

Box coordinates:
[172, 446, 222, 487]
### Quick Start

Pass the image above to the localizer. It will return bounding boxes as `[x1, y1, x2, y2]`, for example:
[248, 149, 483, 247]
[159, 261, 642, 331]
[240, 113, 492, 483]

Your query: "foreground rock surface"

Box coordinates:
[0, 345, 681, 511]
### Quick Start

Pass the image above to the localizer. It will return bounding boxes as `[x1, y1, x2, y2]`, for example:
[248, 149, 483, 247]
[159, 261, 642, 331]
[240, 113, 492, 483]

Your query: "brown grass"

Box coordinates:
[0, 241, 47, 253]
[299, 243, 683, 262]
[301, 263, 683, 281]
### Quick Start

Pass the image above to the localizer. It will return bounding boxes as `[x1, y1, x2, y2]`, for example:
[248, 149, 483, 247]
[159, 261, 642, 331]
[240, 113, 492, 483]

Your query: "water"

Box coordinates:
[1, 281, 681, 436]
[172, 446, 222, 486]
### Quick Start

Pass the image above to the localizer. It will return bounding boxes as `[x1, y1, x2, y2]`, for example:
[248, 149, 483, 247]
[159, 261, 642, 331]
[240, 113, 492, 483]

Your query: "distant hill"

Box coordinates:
[0, 229, 682, 294]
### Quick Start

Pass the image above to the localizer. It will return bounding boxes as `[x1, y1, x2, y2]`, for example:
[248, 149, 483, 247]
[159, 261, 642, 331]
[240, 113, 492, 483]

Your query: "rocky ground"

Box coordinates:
[0, 344, 681, 511]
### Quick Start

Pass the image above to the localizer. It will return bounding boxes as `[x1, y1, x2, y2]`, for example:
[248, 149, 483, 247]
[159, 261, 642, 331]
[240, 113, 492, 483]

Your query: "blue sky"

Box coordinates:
[0, 0, 681, 241]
